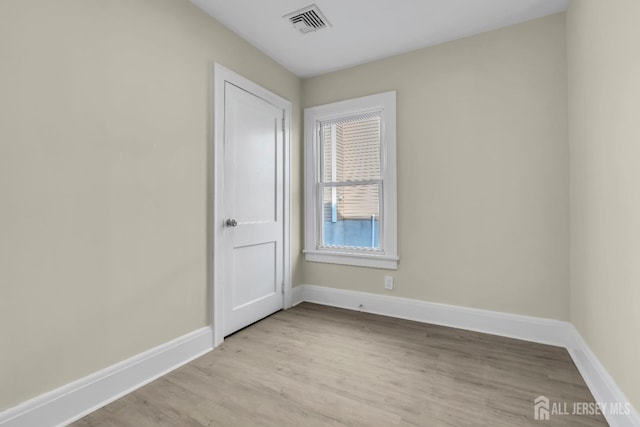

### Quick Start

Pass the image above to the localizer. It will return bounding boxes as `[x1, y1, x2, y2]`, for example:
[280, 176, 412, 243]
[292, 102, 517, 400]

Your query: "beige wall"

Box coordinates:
[567, 0, 640, 410]
[302, 14, 569, 321]
[0, 0, 302, 410]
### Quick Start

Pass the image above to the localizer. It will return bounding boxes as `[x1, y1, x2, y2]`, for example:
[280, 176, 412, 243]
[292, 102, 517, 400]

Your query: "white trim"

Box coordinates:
[296, 285, 568, 346]
[212, 63, 292, 345]
[304, 91, 398, 270]
[3, 287, 637, 426]
[304, 250, 399, 270]
[283, 91, 293, 310]
[295, 285, 639, 426]
[0, 327, 213, 427]
[567, 326, 640, 427]
[291, 285, 305, 307]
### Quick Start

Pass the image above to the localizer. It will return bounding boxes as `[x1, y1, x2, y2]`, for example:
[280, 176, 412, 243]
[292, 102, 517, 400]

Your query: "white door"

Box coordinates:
[222, 82, 284, 337]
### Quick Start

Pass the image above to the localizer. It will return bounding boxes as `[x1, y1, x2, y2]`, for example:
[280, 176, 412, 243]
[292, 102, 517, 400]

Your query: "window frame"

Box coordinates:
[304, 91, 398, 270]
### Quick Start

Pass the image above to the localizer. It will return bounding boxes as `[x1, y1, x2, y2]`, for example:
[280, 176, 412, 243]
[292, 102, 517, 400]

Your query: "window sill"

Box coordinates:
[303, 249, 398, 270]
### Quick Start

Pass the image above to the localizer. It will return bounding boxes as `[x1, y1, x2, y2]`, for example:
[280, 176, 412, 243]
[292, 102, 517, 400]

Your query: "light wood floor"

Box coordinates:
[72, 303, 608, 426]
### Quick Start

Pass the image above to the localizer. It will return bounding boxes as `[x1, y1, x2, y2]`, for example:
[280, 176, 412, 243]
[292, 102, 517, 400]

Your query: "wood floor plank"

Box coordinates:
[70, 303, 608, 426]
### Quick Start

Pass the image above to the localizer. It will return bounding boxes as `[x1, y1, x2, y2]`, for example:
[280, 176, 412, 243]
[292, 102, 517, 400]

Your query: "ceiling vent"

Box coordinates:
[284, 4, 331, 34]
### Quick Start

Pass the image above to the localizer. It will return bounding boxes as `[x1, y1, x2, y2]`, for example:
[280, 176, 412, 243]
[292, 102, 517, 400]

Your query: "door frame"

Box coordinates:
[211, 63, 292, 347]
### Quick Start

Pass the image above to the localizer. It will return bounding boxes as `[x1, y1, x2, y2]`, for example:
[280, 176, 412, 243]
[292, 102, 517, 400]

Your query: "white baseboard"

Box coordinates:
[291, 285, 305, 307]
[297, 284, 569, 347]
[295, 284, 639, 427]
[3, 286, 637, 427]
[567, 325, 640, 427]
[0, 327, 213, 427]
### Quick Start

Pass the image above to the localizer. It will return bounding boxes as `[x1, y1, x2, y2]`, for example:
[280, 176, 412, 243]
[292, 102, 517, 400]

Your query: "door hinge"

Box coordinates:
[281, 282, 285, 295]
[282, 117, 285, 132]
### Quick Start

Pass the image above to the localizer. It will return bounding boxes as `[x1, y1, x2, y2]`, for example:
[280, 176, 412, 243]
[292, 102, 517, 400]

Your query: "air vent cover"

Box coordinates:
[284, 4, 331, 34]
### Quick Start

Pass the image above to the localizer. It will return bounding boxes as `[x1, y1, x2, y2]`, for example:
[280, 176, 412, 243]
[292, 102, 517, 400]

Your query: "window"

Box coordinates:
[304, 91, 398, 269]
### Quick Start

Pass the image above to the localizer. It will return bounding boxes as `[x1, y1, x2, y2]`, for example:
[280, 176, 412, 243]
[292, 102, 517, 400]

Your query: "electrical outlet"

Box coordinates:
[384, 275, 394, 290]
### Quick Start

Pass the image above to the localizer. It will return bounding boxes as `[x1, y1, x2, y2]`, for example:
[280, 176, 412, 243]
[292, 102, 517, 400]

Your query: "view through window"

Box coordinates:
[320, 113, 382, 249]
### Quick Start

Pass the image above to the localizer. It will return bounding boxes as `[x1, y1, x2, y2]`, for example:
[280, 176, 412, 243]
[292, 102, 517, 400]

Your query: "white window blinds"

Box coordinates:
[320, 113, 382, 222]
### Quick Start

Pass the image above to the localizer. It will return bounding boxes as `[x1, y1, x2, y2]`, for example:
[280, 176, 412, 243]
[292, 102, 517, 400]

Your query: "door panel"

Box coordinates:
[232, 106, 278, 223]
[232, 242, 276, 309]
[223, 82, 284, 336]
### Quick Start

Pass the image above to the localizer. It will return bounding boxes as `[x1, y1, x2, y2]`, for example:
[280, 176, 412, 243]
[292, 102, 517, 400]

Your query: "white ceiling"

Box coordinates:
[191, 0, 568, 78]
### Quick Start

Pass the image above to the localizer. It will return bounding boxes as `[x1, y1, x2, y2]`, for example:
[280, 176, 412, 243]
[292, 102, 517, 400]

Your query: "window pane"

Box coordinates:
[322, 184, 380, 249]
[322, 123, 334, 182]
[321, 114, 381, 183]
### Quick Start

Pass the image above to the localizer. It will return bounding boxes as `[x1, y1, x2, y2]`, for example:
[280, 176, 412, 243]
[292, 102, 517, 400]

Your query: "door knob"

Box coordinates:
[225, 218, 238, 227]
